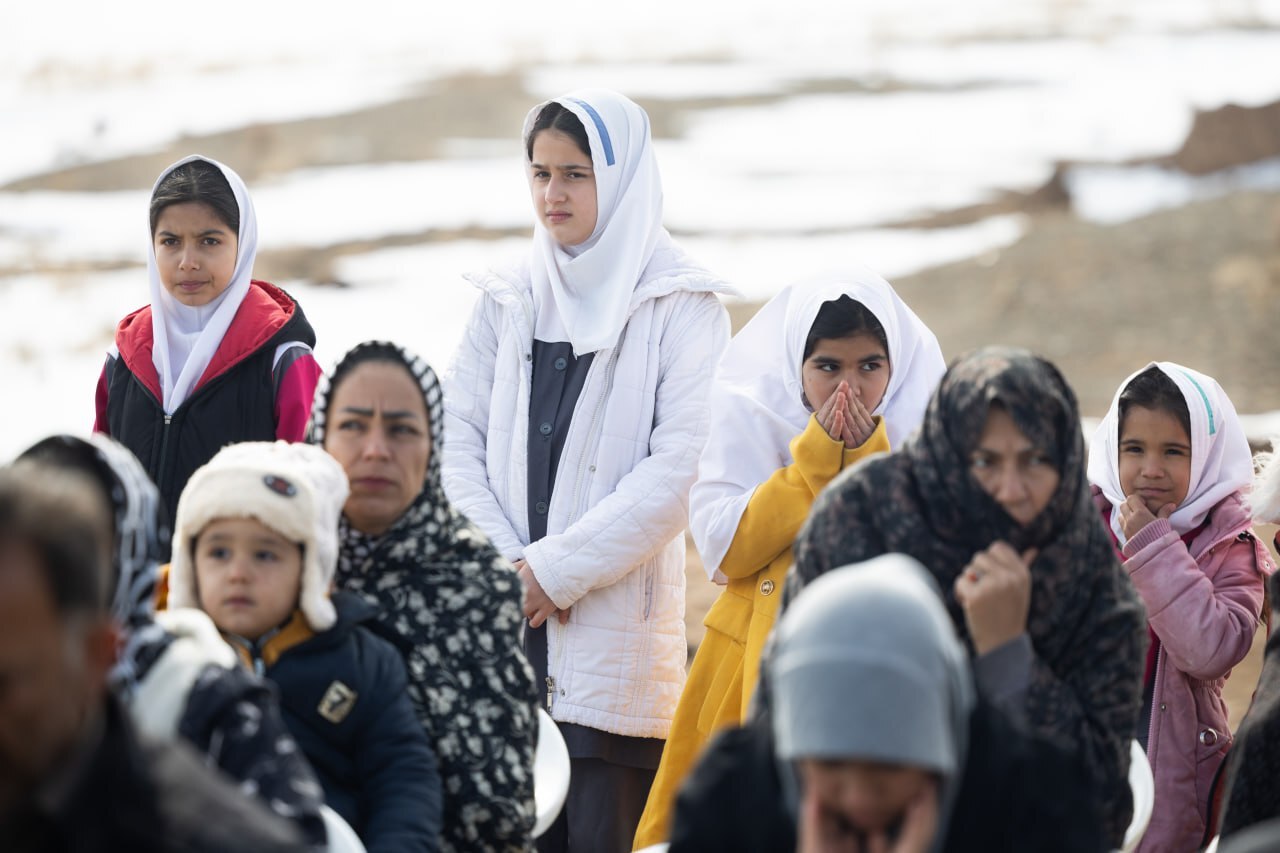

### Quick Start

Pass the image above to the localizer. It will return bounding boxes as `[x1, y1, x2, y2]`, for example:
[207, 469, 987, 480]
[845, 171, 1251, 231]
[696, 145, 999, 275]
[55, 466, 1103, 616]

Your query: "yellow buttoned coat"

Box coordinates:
[632, 416, 890, 849]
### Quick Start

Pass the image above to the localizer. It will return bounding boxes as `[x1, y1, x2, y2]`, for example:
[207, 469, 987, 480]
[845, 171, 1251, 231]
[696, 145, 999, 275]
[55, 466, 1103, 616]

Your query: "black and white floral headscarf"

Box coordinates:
[310, 340, 538, 853]
[19, 433, 173, 700]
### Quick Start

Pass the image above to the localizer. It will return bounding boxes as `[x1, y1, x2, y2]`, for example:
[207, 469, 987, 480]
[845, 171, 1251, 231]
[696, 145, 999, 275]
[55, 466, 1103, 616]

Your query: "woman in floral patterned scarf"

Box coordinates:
[792, 346, 1147, 847]
[310, 340, 538, 853]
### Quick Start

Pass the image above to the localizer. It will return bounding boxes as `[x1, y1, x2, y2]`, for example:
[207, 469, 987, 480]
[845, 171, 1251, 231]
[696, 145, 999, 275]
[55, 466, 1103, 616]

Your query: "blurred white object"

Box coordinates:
[1204, 835, 1219, 853]
[634, 845, 670, 853]
[534, 708, 571, 838]
[320, 804, 367, 853]
[1122, 740, 1154, 853]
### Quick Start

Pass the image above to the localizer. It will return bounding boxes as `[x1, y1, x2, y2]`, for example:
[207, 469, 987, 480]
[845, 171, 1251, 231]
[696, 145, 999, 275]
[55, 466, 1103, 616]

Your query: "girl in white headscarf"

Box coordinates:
[667, 554, 1106, 853]
[443, 91, 734, 852]
[94, 155, 321, 538]
[634, 270, 945, 848]
[1088, 363, 1275, 852]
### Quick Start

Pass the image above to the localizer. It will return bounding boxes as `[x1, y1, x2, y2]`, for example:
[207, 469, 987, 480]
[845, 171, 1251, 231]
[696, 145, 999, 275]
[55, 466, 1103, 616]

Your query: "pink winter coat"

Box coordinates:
[1093, 487, 1275, 852]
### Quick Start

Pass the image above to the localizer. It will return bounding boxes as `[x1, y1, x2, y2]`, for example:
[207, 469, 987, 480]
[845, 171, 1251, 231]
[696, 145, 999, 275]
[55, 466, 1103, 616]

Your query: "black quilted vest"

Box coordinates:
[106, 300, 316, 546]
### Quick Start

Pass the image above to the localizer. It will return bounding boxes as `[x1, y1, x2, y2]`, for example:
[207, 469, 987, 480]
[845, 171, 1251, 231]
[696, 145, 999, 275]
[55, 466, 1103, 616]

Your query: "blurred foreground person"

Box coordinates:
[1217, 444, 1280, 842]
[667, 554, 1105, 853]
[0, 466, 306, 852]
[18, 433, 327, 847]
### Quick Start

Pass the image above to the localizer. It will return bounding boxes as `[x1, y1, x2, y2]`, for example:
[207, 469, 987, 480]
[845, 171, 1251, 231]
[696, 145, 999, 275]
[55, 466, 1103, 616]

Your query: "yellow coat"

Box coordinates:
[632, 416, 889, 849]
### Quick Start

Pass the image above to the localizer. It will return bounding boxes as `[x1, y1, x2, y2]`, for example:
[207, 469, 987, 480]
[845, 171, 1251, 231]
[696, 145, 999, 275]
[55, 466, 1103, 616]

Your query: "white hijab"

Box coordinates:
[523, 89, 665, 354]
[1088, 362, 1253, 546]
[148, 155, 257, 413]
[690, 270, 946, 577]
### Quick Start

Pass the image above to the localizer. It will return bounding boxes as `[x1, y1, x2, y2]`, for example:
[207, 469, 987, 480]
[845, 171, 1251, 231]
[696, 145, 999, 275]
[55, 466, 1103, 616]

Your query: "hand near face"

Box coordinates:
[1117, 494, 1174, 541]
[866, 782, 938, 853]
[797, 777, 938, 853]
[953, 542, 1037, 656]
[816, 381, 877, 450]
[514, 559, 570, 628]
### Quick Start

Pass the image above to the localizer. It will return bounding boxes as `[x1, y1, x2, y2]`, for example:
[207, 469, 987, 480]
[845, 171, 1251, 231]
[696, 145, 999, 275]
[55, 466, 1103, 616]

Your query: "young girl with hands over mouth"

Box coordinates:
[633, 271, 945, 848]
[1088, 363, 1274, 853]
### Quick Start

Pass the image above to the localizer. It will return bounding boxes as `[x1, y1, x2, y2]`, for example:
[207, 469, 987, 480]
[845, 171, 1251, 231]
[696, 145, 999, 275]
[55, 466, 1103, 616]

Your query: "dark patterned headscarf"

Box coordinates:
[19, 433, 173, 700]
[793, 347, 1146, 846]
[309, 340, 537, 853]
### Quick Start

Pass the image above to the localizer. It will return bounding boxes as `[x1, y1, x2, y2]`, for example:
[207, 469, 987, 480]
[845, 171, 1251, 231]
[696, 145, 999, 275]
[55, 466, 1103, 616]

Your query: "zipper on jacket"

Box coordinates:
[643, 564, 655, 620]
[1146, 644, 1165, 774]
[156, 412, 174, 500]
[549, 619, 568, 712]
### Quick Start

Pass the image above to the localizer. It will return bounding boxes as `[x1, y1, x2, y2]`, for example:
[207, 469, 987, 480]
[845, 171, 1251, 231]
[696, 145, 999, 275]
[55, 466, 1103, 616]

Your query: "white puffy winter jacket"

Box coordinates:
[443, 244, 733, 738]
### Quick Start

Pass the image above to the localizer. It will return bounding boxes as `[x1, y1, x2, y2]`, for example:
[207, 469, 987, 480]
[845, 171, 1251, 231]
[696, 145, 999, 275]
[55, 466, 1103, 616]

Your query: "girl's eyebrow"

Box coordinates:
[857, 354, 888, 364]
[530, 161, 594, 171]
[156, 228, 228, 238]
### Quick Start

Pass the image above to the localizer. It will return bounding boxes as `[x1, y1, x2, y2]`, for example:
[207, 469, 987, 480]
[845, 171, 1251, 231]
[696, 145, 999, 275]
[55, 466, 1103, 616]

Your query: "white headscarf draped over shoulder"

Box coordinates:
[523, 89, 666, 355]
[1088, 361, 1254, 546]
[148, 154, 258, 413]
[690, 269, 945, 578]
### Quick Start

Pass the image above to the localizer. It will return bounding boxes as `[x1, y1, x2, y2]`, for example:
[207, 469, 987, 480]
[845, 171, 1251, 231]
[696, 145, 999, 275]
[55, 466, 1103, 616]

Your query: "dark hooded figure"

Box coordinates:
[669, 554, 1105, 853]
[791, 347, 1147, 846]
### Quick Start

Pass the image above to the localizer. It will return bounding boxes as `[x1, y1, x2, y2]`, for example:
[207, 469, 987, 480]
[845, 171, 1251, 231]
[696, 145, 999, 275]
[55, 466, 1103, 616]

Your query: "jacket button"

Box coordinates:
[760, 579, 775, 596]
[1159, 703, 1166, 711]
[539, 422, 553, 436]
[525, 353, 532, 362]
[554, 357, 568, 370]
[1200, 728, 1219, 746]
[535, 501, 548, 515]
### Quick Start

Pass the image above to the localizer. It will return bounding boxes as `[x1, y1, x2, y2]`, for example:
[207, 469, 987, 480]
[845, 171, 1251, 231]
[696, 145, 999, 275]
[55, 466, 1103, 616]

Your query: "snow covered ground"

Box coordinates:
[3, 0, 1280, 457]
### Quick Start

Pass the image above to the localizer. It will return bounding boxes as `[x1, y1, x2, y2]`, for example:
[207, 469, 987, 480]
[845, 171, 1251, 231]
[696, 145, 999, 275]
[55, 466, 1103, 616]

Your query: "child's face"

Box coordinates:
[528, 129, 598, 248]
[152, 202, 238, 307]
[802, 332, 891, 413]
[194, 517, 302, 641]
[1119, 405, 1192, 515]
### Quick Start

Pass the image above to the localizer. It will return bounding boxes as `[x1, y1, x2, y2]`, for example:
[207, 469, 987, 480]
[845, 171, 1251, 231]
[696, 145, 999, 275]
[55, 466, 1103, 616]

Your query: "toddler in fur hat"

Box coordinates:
[169, 441, 443, 851]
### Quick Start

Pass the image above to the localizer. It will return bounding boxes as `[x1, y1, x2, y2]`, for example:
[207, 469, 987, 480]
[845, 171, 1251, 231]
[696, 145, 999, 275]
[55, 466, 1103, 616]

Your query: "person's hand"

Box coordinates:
[816, 381, 877, 450]
[796, 785, 860, 853]
[1117, 494, 1174, 541]
[797, 778, 938, 853]
[953, 542, 1036, 656]
[514, 559, 570, 627]
[866, 782, 938, 853]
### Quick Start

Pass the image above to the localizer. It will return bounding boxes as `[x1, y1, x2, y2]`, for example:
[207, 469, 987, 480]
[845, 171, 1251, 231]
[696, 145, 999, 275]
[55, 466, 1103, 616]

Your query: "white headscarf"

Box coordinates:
[523, 89, 665, 355]
[1088, 362, 1254, 546]
[690, 269, 945, 577]
[147, 155, 257, 413]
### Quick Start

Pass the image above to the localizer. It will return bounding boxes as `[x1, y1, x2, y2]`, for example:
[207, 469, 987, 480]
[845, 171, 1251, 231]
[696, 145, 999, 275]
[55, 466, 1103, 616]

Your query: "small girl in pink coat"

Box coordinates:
[1088, 363, 1275, 852]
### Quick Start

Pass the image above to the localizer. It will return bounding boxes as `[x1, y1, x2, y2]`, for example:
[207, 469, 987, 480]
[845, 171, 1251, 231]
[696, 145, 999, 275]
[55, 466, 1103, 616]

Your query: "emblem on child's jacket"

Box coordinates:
[318, 681, 357, 723]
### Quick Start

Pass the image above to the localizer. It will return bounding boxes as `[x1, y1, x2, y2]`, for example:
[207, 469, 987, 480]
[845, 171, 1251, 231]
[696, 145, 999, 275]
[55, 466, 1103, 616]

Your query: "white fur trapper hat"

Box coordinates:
[168, 441, 350, 631]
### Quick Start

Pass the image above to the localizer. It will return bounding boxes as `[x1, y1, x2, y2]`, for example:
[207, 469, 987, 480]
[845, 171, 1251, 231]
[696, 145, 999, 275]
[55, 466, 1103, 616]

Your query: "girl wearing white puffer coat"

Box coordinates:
[443, 89, 733, 853]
